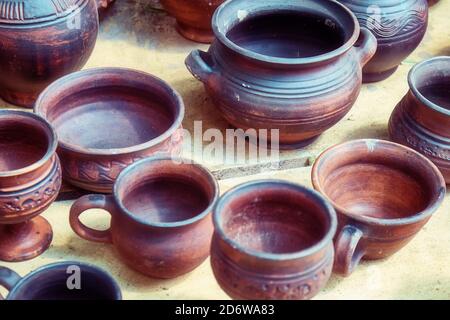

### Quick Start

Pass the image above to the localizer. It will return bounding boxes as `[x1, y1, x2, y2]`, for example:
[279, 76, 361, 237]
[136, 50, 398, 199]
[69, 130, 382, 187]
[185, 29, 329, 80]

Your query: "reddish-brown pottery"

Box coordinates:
[312, 139, 446, 276]
[160, 0, 225, 43]
[69, 157, 219, 279]
[389, 57, 450, 184]
[0, 110, 62, 262]
[338, 0, 428, 83]
[0, 0, 98, 108]
[186, 0, 377, 150]
[35, 68, 185, 193]
[211, 180, 337, 300]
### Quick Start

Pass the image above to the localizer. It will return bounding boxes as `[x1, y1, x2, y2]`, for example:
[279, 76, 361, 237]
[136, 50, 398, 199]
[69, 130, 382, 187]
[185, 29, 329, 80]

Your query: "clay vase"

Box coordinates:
[0, 0, 98, 108]
[186, 0, 377, 150]
[389, 57, 450, 184]
[160, 0, 225, 43]
[312, 139, 446, 276]
[211, 180, 337, 300]
[35, 68, 185, 193]
[69, 157, 219, 279]
[0, 110, 62, 262]
[0, 261, 121, 300]
[338, 0, 428, 82]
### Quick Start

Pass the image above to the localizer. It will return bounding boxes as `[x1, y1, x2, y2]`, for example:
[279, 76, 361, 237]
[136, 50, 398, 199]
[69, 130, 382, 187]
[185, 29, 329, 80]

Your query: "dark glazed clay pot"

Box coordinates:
[0, 262, 121, 300]
[211, 180, 337, 300]
[312, 139, 446, 276]
[160, 0, 225, 43]
[338, 0, 428, 82]
[0, 110, 61, 262]
[69, 157, 219, 279]
[0, 0, 98, 108]
[35, 68, 184, 193]
[389, 57, 450, 183]
[186, 0, 377, 149]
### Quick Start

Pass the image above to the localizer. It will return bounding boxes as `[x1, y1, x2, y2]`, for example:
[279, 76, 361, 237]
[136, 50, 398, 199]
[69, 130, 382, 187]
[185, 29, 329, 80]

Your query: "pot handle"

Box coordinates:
[0, 266, 22, 293]
[354, 28, 377, 68]
[70, 194, 115, 244]
[334, 225, 365, 276]
[185, 50, 218, 84]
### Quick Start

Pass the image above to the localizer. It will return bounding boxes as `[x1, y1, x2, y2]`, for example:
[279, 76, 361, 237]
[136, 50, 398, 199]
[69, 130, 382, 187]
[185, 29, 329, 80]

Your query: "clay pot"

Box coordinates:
[35, 68, 185, 193]
[389, 57, 450, 184]
[0, 261, 121, 300]
[312, 139, 446, 276]
[338, 0, 428, 82]
[0, 0, 98, 108]
[211, 180, 337, 300]
[161, 0, 225, 43]
[69, 157, 219, 279]
[186, 0, 377, 149]
[0, 110, 61, 262]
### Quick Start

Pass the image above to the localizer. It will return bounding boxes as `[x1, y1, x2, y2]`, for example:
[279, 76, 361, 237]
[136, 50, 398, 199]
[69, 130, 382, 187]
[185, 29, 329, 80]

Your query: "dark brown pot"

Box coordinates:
[186, 0, 377, 149]
[389, 57, 450, 183]
[211, 180, 337, 300]
[338, 0, 428, 83]
[69, 157, 219, 279]
[312, 139, 446, 276]
[35, 68, 184, 193]
[0, 110, 61, 262]
[160, 0, 225, 43]
[0, 0, 98, 108]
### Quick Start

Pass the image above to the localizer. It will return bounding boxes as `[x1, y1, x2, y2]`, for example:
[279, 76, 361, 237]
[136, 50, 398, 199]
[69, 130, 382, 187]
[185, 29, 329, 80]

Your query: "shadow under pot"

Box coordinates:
[389, 56, 450, 184]
[312, 139, 446, 276]
[35, 68, 185, 193]
[0, 261, 121, 300]
[69, 157, 219, 279]
[0, 110, 62, 262]
[186, 0, 377, 150]
[211, 180, 337, 300]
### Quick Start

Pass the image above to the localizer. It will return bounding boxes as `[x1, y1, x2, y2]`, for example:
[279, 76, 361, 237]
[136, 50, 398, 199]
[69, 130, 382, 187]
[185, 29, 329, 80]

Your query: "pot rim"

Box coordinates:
[212, 0, 360, 65]
[213, 179, 338, 262]
[34, 67, 185, 156]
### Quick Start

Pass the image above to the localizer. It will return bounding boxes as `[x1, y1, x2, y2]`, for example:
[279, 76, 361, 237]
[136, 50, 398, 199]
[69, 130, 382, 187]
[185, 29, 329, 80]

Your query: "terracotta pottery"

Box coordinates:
[69, 157, 219, 279]
[389, 57, 450, 183]
[312, 139, 446, 276]
[97, 0, 115, 10]
[0, 110, 61, 262]
[338, 0, 428, 82]
[35, 68, 185, 193]
[186, 0, 377, 149]
[211, 180, 337, 300]
[0, 261, 121, 300]
[0, 0, 98, 108]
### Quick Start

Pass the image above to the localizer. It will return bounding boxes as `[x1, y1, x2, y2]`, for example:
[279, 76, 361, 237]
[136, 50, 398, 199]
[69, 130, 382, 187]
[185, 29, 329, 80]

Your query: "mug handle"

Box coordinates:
[0, 267, 22, 294]
[334, 225, 365, 276]
[354, 28, 378, 68]
[185, 50, 219, 84]
[69, 194, 115, 244]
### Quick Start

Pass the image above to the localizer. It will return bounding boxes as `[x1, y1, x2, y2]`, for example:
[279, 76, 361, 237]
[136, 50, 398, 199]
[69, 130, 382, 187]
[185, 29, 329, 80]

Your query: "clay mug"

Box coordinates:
[70, 157, 219, 279]
[312, 139, 446, 276]
[211, 180, 337, 300]
[0, 261, 121, 300]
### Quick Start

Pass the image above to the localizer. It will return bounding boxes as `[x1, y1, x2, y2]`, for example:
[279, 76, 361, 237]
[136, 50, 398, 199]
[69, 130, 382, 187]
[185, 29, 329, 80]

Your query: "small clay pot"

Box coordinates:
[69, 157, 219, 279]
[338, 0, 428, 82]
[160, 0, 225, 43]
[389, 57, 450, 184]
[211, 180, 337, 300]
[35, 68, 184, 193]
[186, 0, 377, 149]
[312, 139, 446, 276]
[0, 0, 98, 108]
[0, 110, 61, 262]
[0, 261, 121, 300]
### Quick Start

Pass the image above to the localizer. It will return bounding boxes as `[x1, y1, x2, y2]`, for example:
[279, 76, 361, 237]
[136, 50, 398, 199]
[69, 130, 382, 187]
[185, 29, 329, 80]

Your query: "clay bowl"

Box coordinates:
[0, 110, 62, 262]
[35, 68, 185, 193]
[211, 180, 337, 300]
[0, 261, 121, 300]
[312, 139, 446, 276]
[69, 157, 219, 279]
[389, 56, 450, 184]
